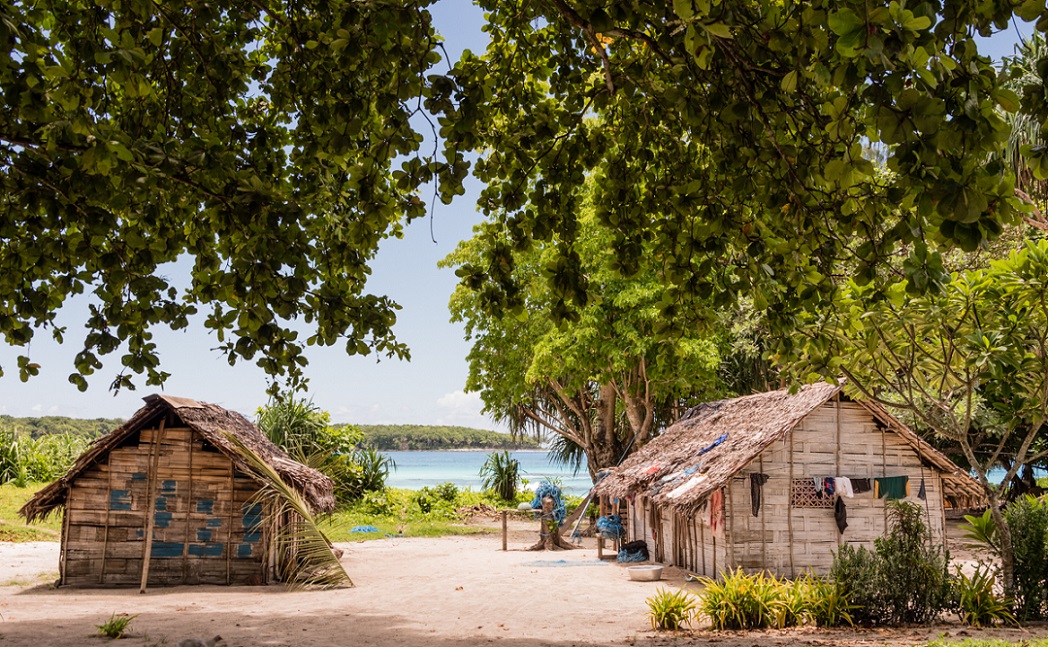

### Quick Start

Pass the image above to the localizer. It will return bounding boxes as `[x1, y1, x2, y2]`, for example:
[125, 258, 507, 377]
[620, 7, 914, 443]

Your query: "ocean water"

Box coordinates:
[382, 450, 593, 497]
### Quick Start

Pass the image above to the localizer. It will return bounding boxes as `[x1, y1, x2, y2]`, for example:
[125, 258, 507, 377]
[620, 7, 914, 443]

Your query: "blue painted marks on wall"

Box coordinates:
[196, 499, 214, 514]
[136, 529, 143, 539]
[151, 541, 184, 558]
[161, 480, 177, 494]
[205, 518, 222, 529]
[131, 472, 147, 481]
[109, 490, 131, 511]
[241, 503, 263, 543]
[197, 528, 212, 542]
[154, 511, 173, 528]
[188, 543, 223, 557]
[237, 543, 253, 559]
[154, 496, 167, 511]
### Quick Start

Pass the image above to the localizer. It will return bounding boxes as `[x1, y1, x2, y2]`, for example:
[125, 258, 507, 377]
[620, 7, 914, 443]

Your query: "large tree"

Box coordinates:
[788, 239, 1048, 597]
[434, 0, 1026, 339]
[0, 0, 466, 391]
[443, 204, 724, 479]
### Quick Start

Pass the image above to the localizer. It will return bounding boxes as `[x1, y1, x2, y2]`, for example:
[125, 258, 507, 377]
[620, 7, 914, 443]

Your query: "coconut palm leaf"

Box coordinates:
[224, 433, 352, 589]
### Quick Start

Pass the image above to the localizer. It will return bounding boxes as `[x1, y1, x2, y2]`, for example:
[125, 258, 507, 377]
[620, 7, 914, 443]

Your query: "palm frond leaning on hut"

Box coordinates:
[225, 433, 352, 589]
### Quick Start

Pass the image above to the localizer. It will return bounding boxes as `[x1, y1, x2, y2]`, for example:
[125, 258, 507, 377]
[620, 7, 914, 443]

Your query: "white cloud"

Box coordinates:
[434, 390, 492, 428]
[31, 404, 43, 413]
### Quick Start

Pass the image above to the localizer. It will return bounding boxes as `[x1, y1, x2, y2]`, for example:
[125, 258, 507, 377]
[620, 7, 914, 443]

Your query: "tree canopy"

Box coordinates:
[0, 0, 465, 391]
[2, 0, 1043, 393]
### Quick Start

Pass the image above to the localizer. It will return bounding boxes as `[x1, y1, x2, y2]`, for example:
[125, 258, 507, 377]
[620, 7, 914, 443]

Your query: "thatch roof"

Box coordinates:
[593, 383, 984, 515]
[20, 395, 335, 522]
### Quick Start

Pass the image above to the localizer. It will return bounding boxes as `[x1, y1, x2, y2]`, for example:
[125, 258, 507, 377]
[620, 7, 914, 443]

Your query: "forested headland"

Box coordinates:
[351, 425, 539, 451]
[0, 415, 124, 439]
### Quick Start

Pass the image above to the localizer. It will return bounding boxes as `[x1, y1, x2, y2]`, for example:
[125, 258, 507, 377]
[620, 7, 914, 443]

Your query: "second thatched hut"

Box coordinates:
[593, 383, 983, 577]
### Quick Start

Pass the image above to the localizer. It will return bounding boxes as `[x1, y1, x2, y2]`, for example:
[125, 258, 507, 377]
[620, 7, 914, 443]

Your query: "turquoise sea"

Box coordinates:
[382, 450, 593, 497]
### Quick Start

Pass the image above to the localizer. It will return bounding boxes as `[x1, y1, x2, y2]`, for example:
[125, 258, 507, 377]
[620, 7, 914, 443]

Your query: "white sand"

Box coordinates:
[0, 521, 682, 647]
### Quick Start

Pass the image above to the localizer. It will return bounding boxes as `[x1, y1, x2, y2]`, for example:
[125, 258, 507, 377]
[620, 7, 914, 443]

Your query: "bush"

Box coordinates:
[479, 451, 520, 501]
[0, 428, 89, 486]
[698, 569, 786, 630]
[954, 565, 1016, 627]
[1003, 495, 1048, 620]
[830, 501, 950, 625]
[647, 587, 699, 630]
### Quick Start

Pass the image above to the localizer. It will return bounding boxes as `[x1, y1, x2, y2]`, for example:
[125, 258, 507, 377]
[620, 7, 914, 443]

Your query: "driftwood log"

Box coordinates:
[527, 496, 575, 551]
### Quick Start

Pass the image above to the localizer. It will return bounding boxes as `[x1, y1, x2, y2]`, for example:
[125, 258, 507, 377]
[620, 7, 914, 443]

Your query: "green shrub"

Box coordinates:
[698, 568, 785, 630]
[830, 501, 950, 625]
[432, 482, 459, 501]
[96, 613, 138, 639]
[647, 587, 699, 630]
[800, 576, 854, 627]
[359, 490, 396, 516]
[1003, 495, 1048, 620]
[0, 428, 89, 486]
[954, 565, 1016, 627]
[480, 451, 520, 501]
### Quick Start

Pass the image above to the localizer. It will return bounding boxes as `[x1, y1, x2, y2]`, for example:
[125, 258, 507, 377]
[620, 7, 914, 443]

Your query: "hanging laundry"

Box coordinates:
[813, 476, 823, 493]
[834, 496, 848, 534]
[709, 489, 723, 531]
[698, 433, 729, 456]
[835, 476, 854, 498]
[874, 476, 910, 500]
[644, 464, 661, 475]
[917, 478, 927, 500]
[822, 477, 836, 499]
[851, 478, 872, 494]
[750, 473, 770, 517]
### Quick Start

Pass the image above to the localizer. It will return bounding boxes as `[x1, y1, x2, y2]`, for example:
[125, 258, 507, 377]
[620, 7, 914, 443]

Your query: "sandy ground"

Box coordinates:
[0, 518, 1046, 647]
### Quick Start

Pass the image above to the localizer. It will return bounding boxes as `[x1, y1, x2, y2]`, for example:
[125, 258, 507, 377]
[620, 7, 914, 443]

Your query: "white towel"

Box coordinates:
[667, 474, 708, 499]
[836, 476, 853, 498]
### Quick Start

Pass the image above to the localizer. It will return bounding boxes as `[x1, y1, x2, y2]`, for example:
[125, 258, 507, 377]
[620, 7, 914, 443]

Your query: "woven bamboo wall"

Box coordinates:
[730, 400, 946, 577]
[62, 425, 268, 586]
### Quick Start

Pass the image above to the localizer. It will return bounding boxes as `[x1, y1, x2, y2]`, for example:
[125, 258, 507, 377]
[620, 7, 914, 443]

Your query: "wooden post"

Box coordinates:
[726, 485, 735, 569]
[59, 486, 71, 586]
[759, 456, 767, 572]
[501, 510, 508, 551]
[699, 512, 706, 576]
[100, 452, 113, 584]
[139, 418, 166, 593]
[788, 430, 796, 578]
[141, 417, 167, 591]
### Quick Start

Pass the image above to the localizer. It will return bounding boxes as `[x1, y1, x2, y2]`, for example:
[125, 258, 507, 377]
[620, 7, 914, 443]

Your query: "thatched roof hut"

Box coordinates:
[21, 395, 335, 587]
[593, 383, 983, 577]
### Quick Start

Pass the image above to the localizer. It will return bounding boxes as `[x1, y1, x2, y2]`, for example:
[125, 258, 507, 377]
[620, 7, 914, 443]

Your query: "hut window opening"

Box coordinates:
[790, 479, 834, 508]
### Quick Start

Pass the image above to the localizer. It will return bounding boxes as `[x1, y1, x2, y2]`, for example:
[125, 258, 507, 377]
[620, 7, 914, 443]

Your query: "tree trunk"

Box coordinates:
[584, 384, 620, 480]
[987, 491, 1016, 600]
[527, 496, 575, 551]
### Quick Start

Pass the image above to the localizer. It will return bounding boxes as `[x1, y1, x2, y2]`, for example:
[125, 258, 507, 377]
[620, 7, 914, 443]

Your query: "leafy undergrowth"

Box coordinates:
[0, 482, 59, 542]
[318, 486, 548, 542]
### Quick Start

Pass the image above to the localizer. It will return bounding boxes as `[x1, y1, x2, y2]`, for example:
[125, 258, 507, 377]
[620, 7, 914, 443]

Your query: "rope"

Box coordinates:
[596, 514, 624, 539]
[530, 481, 567, 524]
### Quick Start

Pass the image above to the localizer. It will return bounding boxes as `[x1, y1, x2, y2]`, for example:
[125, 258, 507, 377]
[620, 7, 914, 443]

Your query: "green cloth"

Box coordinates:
[875, 476, 910, 500]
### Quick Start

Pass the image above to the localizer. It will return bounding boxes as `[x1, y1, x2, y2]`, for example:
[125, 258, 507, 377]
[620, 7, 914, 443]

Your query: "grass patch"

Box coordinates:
[317, 486, 538, 542]
[0, 482, 59, 542]
[928, 640, 1048, 647]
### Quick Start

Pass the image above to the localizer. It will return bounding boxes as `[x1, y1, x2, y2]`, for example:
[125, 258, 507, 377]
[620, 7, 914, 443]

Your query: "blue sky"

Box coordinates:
[0, 4, 1034, 427]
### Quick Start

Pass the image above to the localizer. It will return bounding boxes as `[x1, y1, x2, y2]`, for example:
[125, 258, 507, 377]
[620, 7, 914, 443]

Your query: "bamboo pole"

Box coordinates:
[100, 453, 113, 584]
[59, 486, 71, 586]
[139, 419, 166, 593]
[502, 510, 508, 551]
[699, 511, 706, 576]
[759, 456, 767, 571]
[788, 430, 796, 578]
[882, 426, 888, 531]
[835, 397, 843, 546]
[226, 463, 234, 585]
[726, 485, 735, 569]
